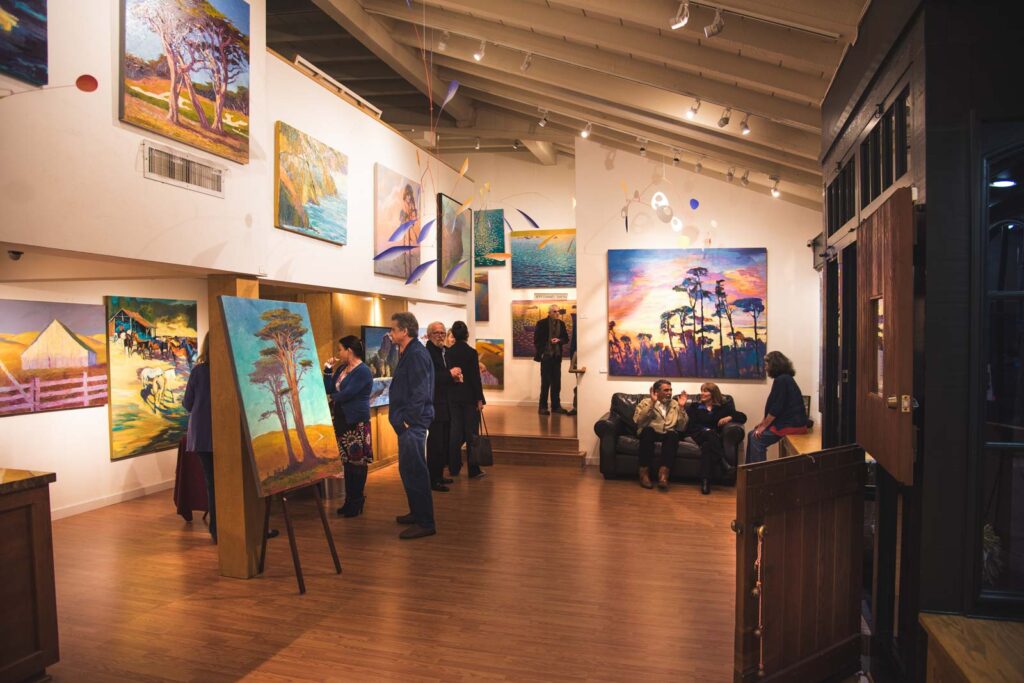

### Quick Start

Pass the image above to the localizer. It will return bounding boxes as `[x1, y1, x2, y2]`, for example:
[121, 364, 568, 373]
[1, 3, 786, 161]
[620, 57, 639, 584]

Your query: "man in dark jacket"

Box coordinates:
[388, 311, 436, 539]
[425, 321, 457, 492]
[533, 304, 569, 415]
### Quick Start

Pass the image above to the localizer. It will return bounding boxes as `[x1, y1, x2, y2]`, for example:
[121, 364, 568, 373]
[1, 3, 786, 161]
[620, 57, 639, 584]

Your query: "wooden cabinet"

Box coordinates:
[0, 469, 58, 683]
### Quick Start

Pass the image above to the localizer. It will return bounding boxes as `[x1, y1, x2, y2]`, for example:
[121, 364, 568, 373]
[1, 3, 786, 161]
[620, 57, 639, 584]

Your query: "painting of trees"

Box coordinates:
[220, 297, 340, 498]
[121, 0, 250, 164]
[608, 248, 768, 379]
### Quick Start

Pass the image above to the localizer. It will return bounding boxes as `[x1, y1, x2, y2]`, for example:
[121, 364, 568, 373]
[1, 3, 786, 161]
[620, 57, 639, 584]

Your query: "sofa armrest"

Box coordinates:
[721, 422, 745, 468]
[595, 412, 625, 477]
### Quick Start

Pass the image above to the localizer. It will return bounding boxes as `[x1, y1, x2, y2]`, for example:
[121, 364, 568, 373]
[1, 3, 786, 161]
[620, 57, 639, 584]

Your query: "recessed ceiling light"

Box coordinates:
[991, 179, 1017, 188]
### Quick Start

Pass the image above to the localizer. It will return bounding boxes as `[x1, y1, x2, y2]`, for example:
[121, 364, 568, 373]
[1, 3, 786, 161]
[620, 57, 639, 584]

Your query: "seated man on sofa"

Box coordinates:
[633, 379, 688, 491]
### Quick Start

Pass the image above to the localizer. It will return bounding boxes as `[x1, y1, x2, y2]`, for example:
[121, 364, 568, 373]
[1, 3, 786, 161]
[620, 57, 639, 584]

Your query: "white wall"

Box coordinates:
[442, 152, 577, 405]
[0, 277, 208, 519]
[0, 0, 474, 515]
[574, 138, 821, 460]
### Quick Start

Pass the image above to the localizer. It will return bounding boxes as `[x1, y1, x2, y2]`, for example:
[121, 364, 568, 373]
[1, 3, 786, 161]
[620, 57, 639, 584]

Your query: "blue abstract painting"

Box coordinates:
[511, 229, 576, 289]
[0, 0, 47, 86]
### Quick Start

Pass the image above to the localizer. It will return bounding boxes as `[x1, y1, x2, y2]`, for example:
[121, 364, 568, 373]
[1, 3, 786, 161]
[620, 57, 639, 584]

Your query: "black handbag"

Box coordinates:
[473, 411, 494, 467]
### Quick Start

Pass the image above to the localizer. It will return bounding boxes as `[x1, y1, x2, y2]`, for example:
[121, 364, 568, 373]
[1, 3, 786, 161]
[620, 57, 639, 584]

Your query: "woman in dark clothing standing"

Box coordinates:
[682, 382, 746, 495]
[324, 335, 374, 517]
[446, 321, 487, 479]
[746, 351, 809, 464]
[183, 333, 215, 542]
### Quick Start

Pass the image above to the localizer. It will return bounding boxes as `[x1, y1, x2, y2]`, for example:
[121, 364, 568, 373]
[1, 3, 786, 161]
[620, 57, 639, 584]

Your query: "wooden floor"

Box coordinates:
[48, 465, 736, 682]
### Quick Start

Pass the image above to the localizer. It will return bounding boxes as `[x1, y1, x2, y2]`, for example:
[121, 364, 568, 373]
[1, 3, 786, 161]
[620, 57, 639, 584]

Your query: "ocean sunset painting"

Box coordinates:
[607, 248, 768, 379]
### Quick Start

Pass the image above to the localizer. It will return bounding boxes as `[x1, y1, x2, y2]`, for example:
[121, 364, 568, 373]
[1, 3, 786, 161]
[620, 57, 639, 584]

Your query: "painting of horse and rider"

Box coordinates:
[105, 296, 198, 460]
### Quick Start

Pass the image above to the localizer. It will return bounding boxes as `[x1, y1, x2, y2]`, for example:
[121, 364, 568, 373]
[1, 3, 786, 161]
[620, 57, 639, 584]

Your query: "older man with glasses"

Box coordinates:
[424, 321, 458, 492]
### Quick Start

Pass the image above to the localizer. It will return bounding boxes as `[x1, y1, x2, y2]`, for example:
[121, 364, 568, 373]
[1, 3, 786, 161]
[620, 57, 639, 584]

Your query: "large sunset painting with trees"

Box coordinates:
[120, 0, 250, 164]
[220, 297, 340, 497]
[607, 248, 768, 379]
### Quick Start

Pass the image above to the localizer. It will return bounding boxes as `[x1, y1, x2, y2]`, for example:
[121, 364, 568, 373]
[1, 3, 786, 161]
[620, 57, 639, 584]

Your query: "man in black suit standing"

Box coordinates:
[424, 321, 457, 492]
[533, 304, 569, 415]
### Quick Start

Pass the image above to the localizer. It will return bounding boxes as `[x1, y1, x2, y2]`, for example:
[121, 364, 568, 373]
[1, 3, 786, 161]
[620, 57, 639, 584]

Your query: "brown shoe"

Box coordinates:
[639, 466, 654, 489]
[657, 466, 670, 490]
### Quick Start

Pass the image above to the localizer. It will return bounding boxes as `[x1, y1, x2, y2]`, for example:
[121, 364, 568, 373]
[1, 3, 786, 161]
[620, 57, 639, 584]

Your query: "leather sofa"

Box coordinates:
[594, 393, 746, 483]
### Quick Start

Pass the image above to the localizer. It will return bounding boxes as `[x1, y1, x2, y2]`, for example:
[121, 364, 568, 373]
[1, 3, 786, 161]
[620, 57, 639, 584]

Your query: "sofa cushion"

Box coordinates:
[611, 393, 640, 431]
[615, 434, 701, 459]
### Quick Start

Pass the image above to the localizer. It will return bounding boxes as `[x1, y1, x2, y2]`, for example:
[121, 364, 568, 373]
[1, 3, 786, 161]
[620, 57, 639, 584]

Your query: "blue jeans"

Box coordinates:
[745, 429, 783, 464]
[195, 451, 216, 541]
[398, 428, 435, 530]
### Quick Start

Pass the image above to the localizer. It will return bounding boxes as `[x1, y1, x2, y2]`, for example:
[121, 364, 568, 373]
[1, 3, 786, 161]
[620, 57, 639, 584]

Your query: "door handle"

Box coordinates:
[886, 395, 898, 409]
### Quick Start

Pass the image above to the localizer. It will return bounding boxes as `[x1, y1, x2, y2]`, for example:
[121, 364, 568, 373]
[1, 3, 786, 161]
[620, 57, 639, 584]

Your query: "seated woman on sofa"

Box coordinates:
[681, 382, 746, 496]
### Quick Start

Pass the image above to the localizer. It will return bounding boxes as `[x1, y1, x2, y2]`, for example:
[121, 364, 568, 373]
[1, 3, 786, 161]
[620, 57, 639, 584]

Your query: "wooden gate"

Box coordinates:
[734, 445, 866, 682]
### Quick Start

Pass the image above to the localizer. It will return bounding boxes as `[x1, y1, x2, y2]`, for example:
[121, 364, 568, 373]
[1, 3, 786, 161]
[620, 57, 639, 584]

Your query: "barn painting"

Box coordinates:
[105, 296, 198, 460]
[0, 299, 107, 417]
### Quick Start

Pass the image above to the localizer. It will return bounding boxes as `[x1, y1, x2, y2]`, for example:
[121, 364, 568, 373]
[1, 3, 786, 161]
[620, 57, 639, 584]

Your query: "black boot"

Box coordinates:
[701, 478, 711, 495]
[337, 463, 367, 516]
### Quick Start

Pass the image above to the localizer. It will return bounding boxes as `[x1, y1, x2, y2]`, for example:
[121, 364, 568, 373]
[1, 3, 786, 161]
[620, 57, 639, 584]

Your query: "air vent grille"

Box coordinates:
[142, 142, 225, 197]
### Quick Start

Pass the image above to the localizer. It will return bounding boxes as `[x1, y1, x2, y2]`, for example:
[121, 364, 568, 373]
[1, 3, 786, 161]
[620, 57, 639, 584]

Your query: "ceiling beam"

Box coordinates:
[361, 0, 826, 104]
[710, 0, 863, 43]
[390, 25, 819, 133]
[520, 140, 558, 166]
[311, 0, 475, 123]
[434, 61, 820, 170]
[540, 0, 843, 72]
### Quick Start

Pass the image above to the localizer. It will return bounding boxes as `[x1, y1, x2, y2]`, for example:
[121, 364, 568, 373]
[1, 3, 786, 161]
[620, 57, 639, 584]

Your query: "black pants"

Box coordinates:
[539, 355, 563, 409]
[691, 429, 724, 479]
[637, 427, 680, 472]
[427, 419, 449, 484]
[449, 402, 481, 476]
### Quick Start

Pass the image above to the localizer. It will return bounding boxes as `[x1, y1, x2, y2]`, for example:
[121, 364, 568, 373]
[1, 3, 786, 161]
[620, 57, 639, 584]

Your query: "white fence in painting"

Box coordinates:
[0, 372, 108, 414]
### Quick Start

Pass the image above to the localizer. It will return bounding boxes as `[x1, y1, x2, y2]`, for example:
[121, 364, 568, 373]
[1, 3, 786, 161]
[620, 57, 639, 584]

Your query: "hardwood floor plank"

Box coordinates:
[48, 465, 735, 682]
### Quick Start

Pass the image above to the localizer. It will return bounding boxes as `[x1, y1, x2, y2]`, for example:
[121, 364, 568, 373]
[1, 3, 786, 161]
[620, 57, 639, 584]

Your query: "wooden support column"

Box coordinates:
[298, 292, 335, 366]
[208, 275, 262, 579]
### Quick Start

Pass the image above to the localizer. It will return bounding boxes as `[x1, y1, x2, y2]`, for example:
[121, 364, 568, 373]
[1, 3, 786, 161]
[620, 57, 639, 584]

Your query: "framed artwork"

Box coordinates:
[511, 299, 575, 358]
[476, 339, 504, 391]
[607, 248, 767, 379]
[474, 272, 489, 322]
[105, 296, 197, 460]
[510, 229, 576, 289]
[474, 208, 506, 267]
[0, 0, 47, 85]
[0, 299, 107, 417]
[274, 121, 348, 245]
[374, 163, 421, 279]
[119, 0, 250, 164]
[362, 325, 397, 408]
[437, 193, 472, 291]
[220, 297, 341, 497]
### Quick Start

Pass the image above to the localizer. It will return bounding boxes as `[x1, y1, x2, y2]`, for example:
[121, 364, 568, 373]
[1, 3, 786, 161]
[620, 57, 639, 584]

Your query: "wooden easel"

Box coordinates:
[258, 481, 341, 594]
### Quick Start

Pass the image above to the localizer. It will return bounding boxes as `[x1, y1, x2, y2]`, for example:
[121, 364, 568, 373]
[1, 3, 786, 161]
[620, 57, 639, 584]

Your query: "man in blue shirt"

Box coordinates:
[388, 311, 437, 539]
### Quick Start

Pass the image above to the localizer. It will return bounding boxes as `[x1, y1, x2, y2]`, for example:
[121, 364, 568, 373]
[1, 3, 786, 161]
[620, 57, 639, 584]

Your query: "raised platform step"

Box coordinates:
[492, 449, 586, 468]
[488, 433, 579, 454]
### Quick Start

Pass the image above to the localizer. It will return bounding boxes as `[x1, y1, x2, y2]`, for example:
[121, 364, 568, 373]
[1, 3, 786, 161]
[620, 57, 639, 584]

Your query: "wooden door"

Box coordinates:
[734, 445, 866, 682]
[856, 187, 915, 484]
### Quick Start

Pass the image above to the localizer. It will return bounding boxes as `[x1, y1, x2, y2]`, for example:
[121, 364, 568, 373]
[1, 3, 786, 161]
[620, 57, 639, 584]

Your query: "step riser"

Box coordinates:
[493, 452, 585, 467]
[489, 436, 579, 454]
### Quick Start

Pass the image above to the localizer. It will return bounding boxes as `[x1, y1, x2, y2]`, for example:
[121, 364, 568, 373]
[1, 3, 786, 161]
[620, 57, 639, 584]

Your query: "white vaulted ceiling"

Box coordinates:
[268, 0, 870, 209]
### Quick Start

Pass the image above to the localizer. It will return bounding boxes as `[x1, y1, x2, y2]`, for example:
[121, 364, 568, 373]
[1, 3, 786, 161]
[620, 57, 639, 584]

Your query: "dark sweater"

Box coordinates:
[764, 374, 808, 430]
[183, 362, 212, 452]
[445, 340, 485, 406]
[426, 340, 455, 421]
[685, 399, 746, 435]
[533, 317, 569, 361]
[323, 362, 372, 427]
[389, 338, 435, 433]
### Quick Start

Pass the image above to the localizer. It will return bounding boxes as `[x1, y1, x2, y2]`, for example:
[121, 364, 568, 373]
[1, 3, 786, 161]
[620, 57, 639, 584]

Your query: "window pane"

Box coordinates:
[980, 452, 1024, 594]
[986, 300, 1024, 441]
[874, 298, 884, 394]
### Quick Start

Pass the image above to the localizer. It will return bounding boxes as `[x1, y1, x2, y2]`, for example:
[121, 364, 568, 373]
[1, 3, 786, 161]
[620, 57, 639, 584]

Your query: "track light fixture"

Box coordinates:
[437, 31, 449, 52]
[686, 98, 700, 120]
[726, 166, 735, 182]
[520, 52, 533, 72]
[538, 108, 548, 127]
[670, 1, 690, 30]
[718, 107, 731, 128]
[694, 159, 703, 174]
[740, 113, 751, 135]
[740, 169, 750, 186]
[473, 39, 486, 61]
[513, 140, 520, 150]
[581, 122, 592, 138]
[475, 137, 481, 150]
[671, 149, 681, 167]
[638, 138, 647, 158]
[769, 176, 781, 198]
[704, 8, 725, 38]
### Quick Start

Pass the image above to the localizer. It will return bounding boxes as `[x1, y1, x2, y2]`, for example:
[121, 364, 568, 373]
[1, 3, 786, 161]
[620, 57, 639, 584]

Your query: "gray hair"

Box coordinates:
[391, 311, 419, 338]
[765, 351, 795, 378]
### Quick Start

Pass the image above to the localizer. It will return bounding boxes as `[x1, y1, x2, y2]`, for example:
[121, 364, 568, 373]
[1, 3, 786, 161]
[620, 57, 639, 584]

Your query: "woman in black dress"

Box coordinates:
[683, 382, 746, 495]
